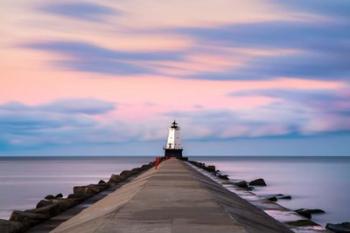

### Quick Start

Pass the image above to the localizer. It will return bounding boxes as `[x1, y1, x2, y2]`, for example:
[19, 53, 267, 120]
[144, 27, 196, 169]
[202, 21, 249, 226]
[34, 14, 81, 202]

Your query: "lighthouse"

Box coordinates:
[164, 121, 183, 158]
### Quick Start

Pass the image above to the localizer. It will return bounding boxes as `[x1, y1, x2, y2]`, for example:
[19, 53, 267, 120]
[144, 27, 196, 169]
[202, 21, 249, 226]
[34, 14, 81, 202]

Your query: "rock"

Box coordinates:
[286, 219, 317, 227]
[73, 186, 90, 195]
[147, 161, 155, 167]
[234, 180, 249, 189]
[295, 208, 325, 219]
[67, 193, 90, 201]
[206, 165, 216, 173]
[92, 184, 108, 192]
[55, 193, 63, 198]
[108, 174, 126, 184]
[73, 186, 87, 194]
[308, 209, 325, 214]
[68, 197, 81, 206]
[73, 184, 107, 195]
[98, 180, 106, 185]
[276, 194, 292, 200]
[131, 167, 141, 173]
[118, 168, 142, 178]
[249, 178, 267, 186]
[54, 199, 77, 211]
[44, 194, 55, 200]
[0, 219, 23, 233]
[262, 194, 291, 202]
[326, 222, 350, 233]
[217, 174, 229, 180]
[29, 199, 79, 222]
[247, 186, 255, 191]
[295, 209, 311, 219]
[10, 211, 47, 227]
[120, 170, 133, 177]
[140, 164, 151, 170]
[36, 199, 52, 208]
[266, 196, 278, 202]
[189, 161, 205, 169]
[27, 203, 61, 218]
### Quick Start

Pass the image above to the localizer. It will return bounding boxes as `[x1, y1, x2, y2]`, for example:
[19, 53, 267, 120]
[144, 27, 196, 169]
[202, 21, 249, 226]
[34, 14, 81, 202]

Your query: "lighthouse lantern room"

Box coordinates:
[164, 121, 183, 157]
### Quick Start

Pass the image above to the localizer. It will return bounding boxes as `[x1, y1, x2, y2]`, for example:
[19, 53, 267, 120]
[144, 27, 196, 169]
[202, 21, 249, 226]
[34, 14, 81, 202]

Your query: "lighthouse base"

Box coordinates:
[164, 149, 183, 158]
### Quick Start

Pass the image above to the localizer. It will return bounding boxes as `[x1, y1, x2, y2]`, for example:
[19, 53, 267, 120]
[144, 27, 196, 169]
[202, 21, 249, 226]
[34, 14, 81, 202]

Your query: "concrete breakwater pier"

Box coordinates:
[40, 158, 292, 233]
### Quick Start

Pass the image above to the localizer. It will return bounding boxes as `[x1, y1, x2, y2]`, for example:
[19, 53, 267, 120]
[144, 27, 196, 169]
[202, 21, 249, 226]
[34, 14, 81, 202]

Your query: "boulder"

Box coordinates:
[140, 164, 151, 170]
[206, 165, 216, 173]
[190, 161, 205, 169]
[55, 193, 63, 198]
[276, 194, 292, 200]
[286, 219, 317, 227]
[217, 174, 229, 180]
[108, 174, 126, 184]
[73, 184, 107, 195]
[73, 186, 87, 194]
[44, 194, 55, 200]
[54, 199, 78, 211]
[36, 199, 52, 208]
[10, 210, 47, 227]
[262, 194, 291, 202]
[131, 167, 141, 173]
[95, 183, 108, 190]
[295, 208, 325, 219]
[308, 209, 325, 214]
[326, 222, 350, 233]
[120, 170, 133, 177]
[266, 196, 278, 202]
[27, 203, 61, 218]
[73, 186, 90, 195]
[249, 178, 267, 186]
[0, 219, 23, 233]
[65, 194, 85, 203]
[234, 180, 249, 189]
[147, 161, 155, 167]
[98, 180, 106, 185]
[30, 199, 86, 222]
[67, 193, 90, 201]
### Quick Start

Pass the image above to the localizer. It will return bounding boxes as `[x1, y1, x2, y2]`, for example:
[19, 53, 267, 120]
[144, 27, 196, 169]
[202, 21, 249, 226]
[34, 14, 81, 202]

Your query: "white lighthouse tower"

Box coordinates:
[164, 121, 183, 157]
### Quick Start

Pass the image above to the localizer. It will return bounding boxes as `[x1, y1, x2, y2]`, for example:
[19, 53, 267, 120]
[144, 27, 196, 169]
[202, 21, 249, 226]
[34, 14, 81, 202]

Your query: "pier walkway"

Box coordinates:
[51, 158, 292, 233]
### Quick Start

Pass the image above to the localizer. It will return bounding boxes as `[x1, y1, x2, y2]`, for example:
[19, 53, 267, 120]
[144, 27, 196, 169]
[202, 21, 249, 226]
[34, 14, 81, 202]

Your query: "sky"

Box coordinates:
[0, 0, 350, 156]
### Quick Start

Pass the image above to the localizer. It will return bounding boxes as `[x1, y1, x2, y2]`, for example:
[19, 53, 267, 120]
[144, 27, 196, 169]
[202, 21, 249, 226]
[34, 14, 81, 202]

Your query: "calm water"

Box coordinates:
[0, 156, 349, 226]
[0, 156, 151, 219]
[199, 156, 350, 226]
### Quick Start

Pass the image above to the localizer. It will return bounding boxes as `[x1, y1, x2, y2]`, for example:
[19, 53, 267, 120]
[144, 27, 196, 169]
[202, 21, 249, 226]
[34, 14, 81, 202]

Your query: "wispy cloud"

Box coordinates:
[2, 98, 115, 115]
[38, 2, 119, 21]
[231, 88, 350, 117]
[22, 41, 185, 75]
[0, 99, 120, 147]
[272, 0, 350, 19]
[172, 20, 350, 80]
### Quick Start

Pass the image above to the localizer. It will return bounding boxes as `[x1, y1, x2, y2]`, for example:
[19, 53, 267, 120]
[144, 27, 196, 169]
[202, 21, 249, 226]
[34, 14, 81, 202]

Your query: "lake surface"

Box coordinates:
[0, 156, 349, 226]
[199, 156, 350, 226]
[0, 157, 151, 219]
